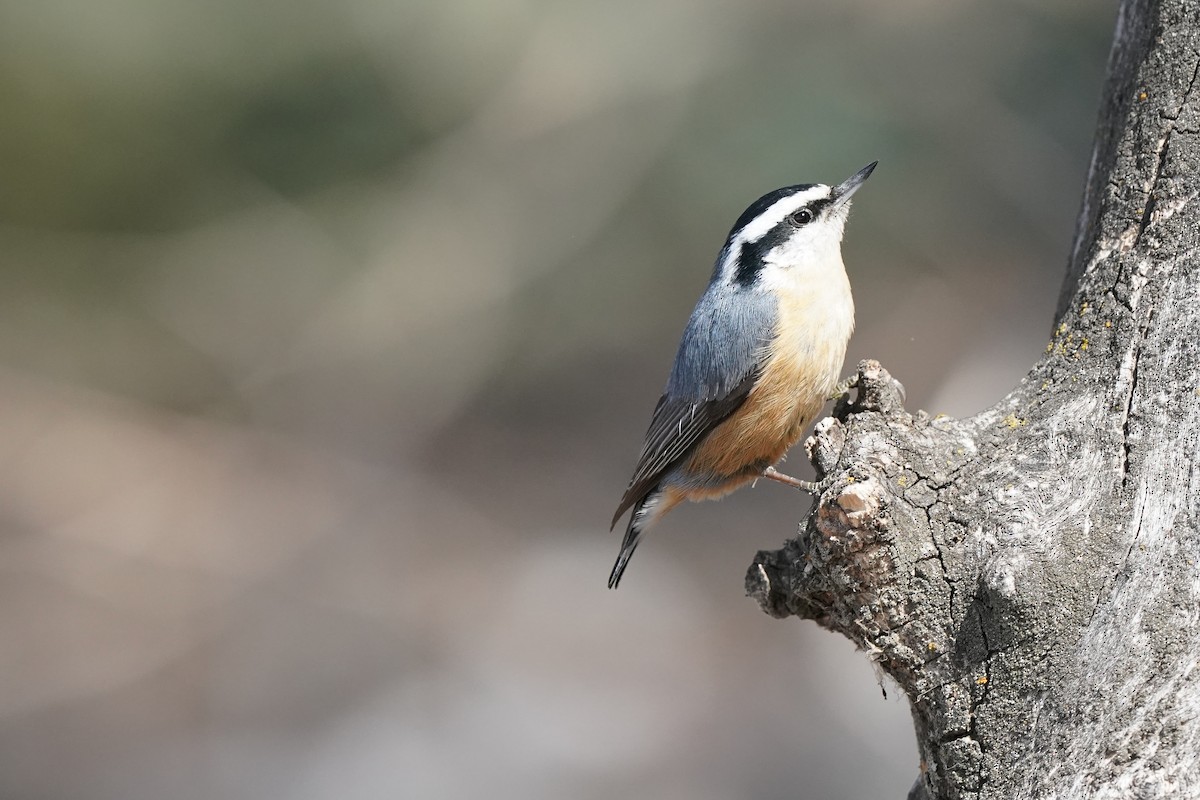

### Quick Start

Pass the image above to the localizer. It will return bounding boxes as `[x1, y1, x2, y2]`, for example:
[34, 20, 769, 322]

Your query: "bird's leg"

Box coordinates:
[762, 466, 834, 494]
[827, 374, 859, 401]
[762, 376, 859, 494]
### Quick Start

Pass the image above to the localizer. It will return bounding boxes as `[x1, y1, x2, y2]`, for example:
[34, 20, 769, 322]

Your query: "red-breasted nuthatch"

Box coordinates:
[609, 162, 877, 588]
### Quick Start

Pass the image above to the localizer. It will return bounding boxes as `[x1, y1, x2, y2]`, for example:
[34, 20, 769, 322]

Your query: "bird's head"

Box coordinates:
[714, 161, 876, 290]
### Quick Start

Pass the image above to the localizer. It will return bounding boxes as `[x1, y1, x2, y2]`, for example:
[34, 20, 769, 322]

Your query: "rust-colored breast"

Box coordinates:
[682, 276, 853, 494]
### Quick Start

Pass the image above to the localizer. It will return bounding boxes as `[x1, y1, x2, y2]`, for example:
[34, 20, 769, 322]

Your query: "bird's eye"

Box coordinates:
[789, 208, 814, 226]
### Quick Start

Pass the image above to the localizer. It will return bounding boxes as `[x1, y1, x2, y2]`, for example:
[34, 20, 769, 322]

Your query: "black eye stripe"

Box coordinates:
[723, 189, 837, 287]
[733, 227, 787, 286]
[790, 196, 833, 226]
[734, 238, 767, 286]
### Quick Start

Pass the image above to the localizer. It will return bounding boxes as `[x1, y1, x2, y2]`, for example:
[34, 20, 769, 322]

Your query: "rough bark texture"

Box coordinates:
[746, 1, 1200, 797]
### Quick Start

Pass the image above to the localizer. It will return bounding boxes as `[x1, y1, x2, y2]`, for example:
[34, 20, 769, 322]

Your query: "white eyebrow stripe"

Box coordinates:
[735, 185, 830, 244]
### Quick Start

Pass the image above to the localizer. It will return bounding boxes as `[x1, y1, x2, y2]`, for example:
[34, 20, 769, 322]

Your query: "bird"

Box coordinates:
[608, 162, 876, 589]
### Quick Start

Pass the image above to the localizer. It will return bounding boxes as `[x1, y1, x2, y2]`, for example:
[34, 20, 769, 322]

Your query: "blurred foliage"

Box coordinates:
[0, 1, 1116, 799]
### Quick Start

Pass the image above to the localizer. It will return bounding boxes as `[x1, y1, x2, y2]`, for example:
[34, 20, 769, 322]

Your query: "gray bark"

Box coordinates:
[745, 1, 1200, 797]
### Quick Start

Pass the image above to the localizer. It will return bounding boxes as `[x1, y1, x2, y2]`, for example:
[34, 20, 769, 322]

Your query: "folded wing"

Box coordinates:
[611, 368, 759, 529]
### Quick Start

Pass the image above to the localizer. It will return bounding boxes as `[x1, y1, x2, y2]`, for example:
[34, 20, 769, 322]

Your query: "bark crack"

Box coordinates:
[971, 602, 993, 795]
[1118, 492, 1147, 586]
[1119, 307, 1153, 485]
[1136, 55, 1199, 244]
[1106, 281, 1134, 314]
[1134, 131, 1170, 244]
[917, 497, 958, 619]
[1119, 349, 1141, 484]
[1162, 55, 1200, 121]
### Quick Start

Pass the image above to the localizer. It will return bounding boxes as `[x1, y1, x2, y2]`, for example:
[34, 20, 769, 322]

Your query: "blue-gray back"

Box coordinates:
[612, 266, 778, 526]
[666, 268, 778, 402]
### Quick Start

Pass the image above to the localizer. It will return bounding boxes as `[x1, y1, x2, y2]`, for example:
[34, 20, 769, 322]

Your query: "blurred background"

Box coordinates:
[0, 1, 1114, 798]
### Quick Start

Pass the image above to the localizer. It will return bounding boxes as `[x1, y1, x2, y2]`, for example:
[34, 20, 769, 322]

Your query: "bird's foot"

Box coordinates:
[827, 374, 859, 401]
[762, 466, 834, 494]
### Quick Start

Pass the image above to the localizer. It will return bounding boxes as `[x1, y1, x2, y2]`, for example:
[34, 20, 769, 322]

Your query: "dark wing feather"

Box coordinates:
[611, 257, 777, 530]
[611, 369, 759, 529]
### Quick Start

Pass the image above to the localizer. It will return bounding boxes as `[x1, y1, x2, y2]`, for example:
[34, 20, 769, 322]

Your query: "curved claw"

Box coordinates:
[827, 374, 859, 401]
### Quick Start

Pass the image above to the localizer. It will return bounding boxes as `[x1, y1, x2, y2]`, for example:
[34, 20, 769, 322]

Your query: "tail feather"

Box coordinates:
[608, 520, 644, 589]
[608, 489, 666, 589]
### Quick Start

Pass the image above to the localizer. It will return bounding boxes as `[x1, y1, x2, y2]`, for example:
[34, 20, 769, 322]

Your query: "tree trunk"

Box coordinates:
[746, 1, 1200, 797]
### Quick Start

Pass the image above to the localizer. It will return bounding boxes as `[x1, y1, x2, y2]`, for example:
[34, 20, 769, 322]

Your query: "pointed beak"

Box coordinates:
[830, 161, 878, 206]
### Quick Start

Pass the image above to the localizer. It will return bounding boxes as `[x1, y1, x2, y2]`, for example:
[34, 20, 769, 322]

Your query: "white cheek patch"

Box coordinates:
[757, 218, 849, 291]
[736, 185, 831, 245]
